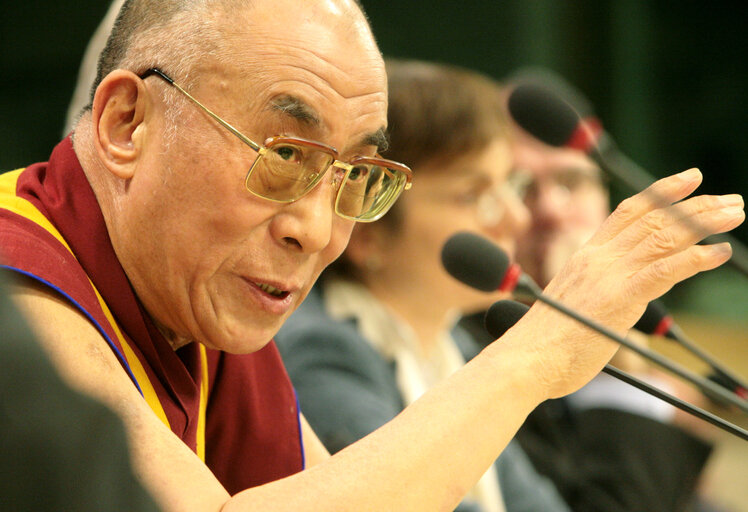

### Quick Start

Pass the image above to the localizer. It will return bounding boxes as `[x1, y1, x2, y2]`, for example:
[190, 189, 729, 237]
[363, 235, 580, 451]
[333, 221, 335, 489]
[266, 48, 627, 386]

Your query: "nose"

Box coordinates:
[482, 189, 531, 242]
[269, 172, 337, 253]
[481, 190, 530, 249]
[505, 193, 531, 237]
[528, 180, 568, 230]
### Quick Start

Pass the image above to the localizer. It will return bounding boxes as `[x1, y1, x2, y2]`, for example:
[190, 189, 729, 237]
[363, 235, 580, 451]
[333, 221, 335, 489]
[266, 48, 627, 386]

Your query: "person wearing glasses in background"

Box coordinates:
[460, 70, 722, 511]
[509, 73, 727, 512]
[1, 0, 743, 510]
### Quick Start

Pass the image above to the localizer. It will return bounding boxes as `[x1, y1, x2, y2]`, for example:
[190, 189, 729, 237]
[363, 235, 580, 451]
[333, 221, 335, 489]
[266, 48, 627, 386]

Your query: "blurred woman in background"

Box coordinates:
[275, 58, 568, 512]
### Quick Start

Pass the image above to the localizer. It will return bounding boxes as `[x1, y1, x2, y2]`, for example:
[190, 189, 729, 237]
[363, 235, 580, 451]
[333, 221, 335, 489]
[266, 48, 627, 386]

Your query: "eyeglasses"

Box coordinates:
[518, 167, 605, 205]
[139, 68, 413, 222]
[475, 184, 523, 228]
[440, 171, 531, 227]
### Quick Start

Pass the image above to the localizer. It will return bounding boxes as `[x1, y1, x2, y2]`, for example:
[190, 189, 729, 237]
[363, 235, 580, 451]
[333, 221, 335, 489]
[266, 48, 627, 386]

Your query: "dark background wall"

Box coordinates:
[1, 0, 746, 317]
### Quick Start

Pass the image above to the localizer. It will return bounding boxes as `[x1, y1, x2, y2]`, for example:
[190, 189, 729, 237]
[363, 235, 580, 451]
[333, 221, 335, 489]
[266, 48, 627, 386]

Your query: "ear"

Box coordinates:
[91, 70, 150, 180]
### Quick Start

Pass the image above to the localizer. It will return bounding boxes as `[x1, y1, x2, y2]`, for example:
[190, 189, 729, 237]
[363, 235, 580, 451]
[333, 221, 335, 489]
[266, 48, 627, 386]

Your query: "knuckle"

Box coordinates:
[612, 197, 638, 220]
[690, 244, 717, 268]
[640, 210, 667, 232]
[699, 194, 726, 210]
[648, 257, 675, 280]
[565, 246, 595, 276]
[648, 228, 677, 253]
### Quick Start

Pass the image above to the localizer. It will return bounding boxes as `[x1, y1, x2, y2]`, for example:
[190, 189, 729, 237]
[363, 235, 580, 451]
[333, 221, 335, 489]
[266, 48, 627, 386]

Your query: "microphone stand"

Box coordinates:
[482, 297, 748, 441]
[442, 231, 748, 440]
[663, 322, 748, 399]
[636, 301, 748, 397]
[601, 366, 748, 441]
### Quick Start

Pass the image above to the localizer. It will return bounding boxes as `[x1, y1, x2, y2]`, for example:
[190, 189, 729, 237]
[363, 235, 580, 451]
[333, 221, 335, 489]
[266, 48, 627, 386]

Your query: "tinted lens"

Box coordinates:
[246, 143, 333, 201]
[336, 164, 408, 221]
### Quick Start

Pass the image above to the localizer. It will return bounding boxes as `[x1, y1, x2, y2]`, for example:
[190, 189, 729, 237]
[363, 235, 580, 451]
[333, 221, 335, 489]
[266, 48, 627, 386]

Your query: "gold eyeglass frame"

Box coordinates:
[139, 68, 413, 222]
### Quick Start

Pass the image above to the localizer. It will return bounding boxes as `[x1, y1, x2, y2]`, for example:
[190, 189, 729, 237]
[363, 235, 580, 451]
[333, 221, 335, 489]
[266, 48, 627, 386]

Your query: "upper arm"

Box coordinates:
[8, 278, 230, 512]
[8, 279, 553, 512]
[299, 413, 330, 467]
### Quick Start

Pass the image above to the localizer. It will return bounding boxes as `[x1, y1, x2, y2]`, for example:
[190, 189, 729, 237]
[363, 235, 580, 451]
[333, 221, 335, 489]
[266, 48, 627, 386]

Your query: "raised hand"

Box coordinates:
[520, 168, 744, 398]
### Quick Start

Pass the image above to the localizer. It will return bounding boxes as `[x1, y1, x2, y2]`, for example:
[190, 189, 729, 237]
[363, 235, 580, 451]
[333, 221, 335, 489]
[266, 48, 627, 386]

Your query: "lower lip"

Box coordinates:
[241, 278, 295, 315]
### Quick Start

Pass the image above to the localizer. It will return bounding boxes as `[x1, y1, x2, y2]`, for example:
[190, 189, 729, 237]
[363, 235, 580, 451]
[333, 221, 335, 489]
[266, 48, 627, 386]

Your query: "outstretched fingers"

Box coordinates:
[589, 168, 704, 247]
[605, 190, 744, 256]
[624, 194, 745, 265]
[627, 242, 734, 301]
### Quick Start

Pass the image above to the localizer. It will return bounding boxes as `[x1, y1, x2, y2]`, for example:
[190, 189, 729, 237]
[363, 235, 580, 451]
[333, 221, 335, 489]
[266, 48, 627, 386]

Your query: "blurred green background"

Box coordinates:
[1, 0, 746, 320]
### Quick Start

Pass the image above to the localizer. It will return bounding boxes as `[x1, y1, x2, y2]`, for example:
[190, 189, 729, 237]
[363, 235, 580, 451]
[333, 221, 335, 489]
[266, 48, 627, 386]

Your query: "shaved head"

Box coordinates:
[76, 0, 388, 353]
[90, 0, 373, 105]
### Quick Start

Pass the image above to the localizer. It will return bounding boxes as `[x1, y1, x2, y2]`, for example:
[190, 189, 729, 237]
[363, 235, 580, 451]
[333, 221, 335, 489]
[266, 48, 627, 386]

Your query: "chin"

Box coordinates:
[454, 288, 505, 315]
[202, 318, 280, 354]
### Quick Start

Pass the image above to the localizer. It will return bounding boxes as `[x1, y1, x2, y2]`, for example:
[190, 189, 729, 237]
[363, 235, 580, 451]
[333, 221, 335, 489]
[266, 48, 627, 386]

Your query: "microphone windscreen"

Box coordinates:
[505, 67, 595, 119]
[634, 300, 669, 334]
[507, 83, 581, 147]
[441, 232, 509, 292]
[484, 300, 530, 339]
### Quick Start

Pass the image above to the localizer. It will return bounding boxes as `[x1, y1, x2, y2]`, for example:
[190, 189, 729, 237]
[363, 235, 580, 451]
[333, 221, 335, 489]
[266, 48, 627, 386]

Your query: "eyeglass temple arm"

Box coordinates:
[141, 68, 412, 190]
[142, 68, 262, 153]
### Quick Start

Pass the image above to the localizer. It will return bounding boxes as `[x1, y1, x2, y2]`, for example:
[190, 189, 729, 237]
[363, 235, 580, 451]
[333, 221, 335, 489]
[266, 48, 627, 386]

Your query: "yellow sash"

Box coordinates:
[0, 169, 209, 460]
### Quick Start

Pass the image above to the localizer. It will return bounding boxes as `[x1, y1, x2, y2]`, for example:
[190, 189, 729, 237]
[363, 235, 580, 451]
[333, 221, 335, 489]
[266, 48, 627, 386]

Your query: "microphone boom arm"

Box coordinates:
[517, 276, 748, 415]
[601, 365, 748, 440]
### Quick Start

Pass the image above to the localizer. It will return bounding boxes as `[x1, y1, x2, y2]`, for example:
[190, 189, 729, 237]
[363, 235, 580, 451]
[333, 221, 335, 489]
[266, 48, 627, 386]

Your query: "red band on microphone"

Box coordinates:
[566, 117, 602, 152]
[499, 263, 522, 293]
[654, 316, 674, 337]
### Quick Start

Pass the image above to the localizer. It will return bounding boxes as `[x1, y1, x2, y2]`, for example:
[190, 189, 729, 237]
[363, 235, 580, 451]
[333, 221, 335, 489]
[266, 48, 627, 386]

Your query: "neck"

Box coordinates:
[74, 119, 192, 353]
[72, 117, 116, 213]
[152, 316, 194, 351]
[364, 275, 452, 357]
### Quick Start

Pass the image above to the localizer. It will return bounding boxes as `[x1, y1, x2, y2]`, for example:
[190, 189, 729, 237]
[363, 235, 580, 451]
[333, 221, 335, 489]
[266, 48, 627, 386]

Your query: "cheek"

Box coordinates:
[320, 220, 356, 270]
[570, 194, 609, 229]
[162, 150, 274, 242]
[399, 217, 456, 275]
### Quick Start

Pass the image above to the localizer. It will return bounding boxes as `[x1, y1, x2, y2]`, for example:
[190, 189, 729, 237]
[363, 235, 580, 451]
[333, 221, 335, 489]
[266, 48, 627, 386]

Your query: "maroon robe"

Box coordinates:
[0, 138, 304, 493]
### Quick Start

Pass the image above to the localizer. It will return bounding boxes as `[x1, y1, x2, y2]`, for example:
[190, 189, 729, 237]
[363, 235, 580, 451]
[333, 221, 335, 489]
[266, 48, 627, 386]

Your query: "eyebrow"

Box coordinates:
[362, 127, 389, 154]
[269, 95, 322, 127]
[269, 95, 389, 154]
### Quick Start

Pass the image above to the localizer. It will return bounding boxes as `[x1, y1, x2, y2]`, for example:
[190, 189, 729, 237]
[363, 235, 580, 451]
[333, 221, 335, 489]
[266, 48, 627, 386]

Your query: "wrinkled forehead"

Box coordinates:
[207, 0, 387, 150]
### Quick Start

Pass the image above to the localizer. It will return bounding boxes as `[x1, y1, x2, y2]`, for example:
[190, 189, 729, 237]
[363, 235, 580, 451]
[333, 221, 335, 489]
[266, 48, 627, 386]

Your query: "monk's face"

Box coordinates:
[121, 0, 388, 352]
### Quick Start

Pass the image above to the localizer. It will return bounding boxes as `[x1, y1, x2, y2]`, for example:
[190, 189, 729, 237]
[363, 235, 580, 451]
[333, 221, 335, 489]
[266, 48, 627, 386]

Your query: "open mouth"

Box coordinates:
[256, 282, 289, 298]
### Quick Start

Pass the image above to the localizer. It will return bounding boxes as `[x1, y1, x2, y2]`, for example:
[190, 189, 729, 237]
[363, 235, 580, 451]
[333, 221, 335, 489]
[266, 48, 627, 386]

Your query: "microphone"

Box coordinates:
[506, 82, 748, 278]
[634, 300, 675, 338]
[482, 298, 748, 441]
[441, 231, 748, 415]
[636, 300, 748, 399]
[483, 299, 530, 338]
[506, 82, 661, 192]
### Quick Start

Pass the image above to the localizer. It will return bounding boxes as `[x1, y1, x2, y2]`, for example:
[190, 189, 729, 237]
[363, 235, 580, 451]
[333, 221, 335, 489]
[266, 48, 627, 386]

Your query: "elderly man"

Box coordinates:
[0, 0, 743, 511]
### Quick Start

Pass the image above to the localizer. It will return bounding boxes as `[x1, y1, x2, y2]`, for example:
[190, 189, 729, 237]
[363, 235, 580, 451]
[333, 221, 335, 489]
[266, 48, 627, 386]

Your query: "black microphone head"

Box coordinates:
[634, 300, 669, 335]
[484, 300, 530, 339]
[505, 66, 595, 118]
[441, 232, 510, 292]
[507, 83, 583, 148]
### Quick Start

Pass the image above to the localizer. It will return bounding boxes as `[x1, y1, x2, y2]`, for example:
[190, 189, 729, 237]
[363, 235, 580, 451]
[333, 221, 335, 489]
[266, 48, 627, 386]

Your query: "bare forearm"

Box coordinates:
[226, 340, 545, 511]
